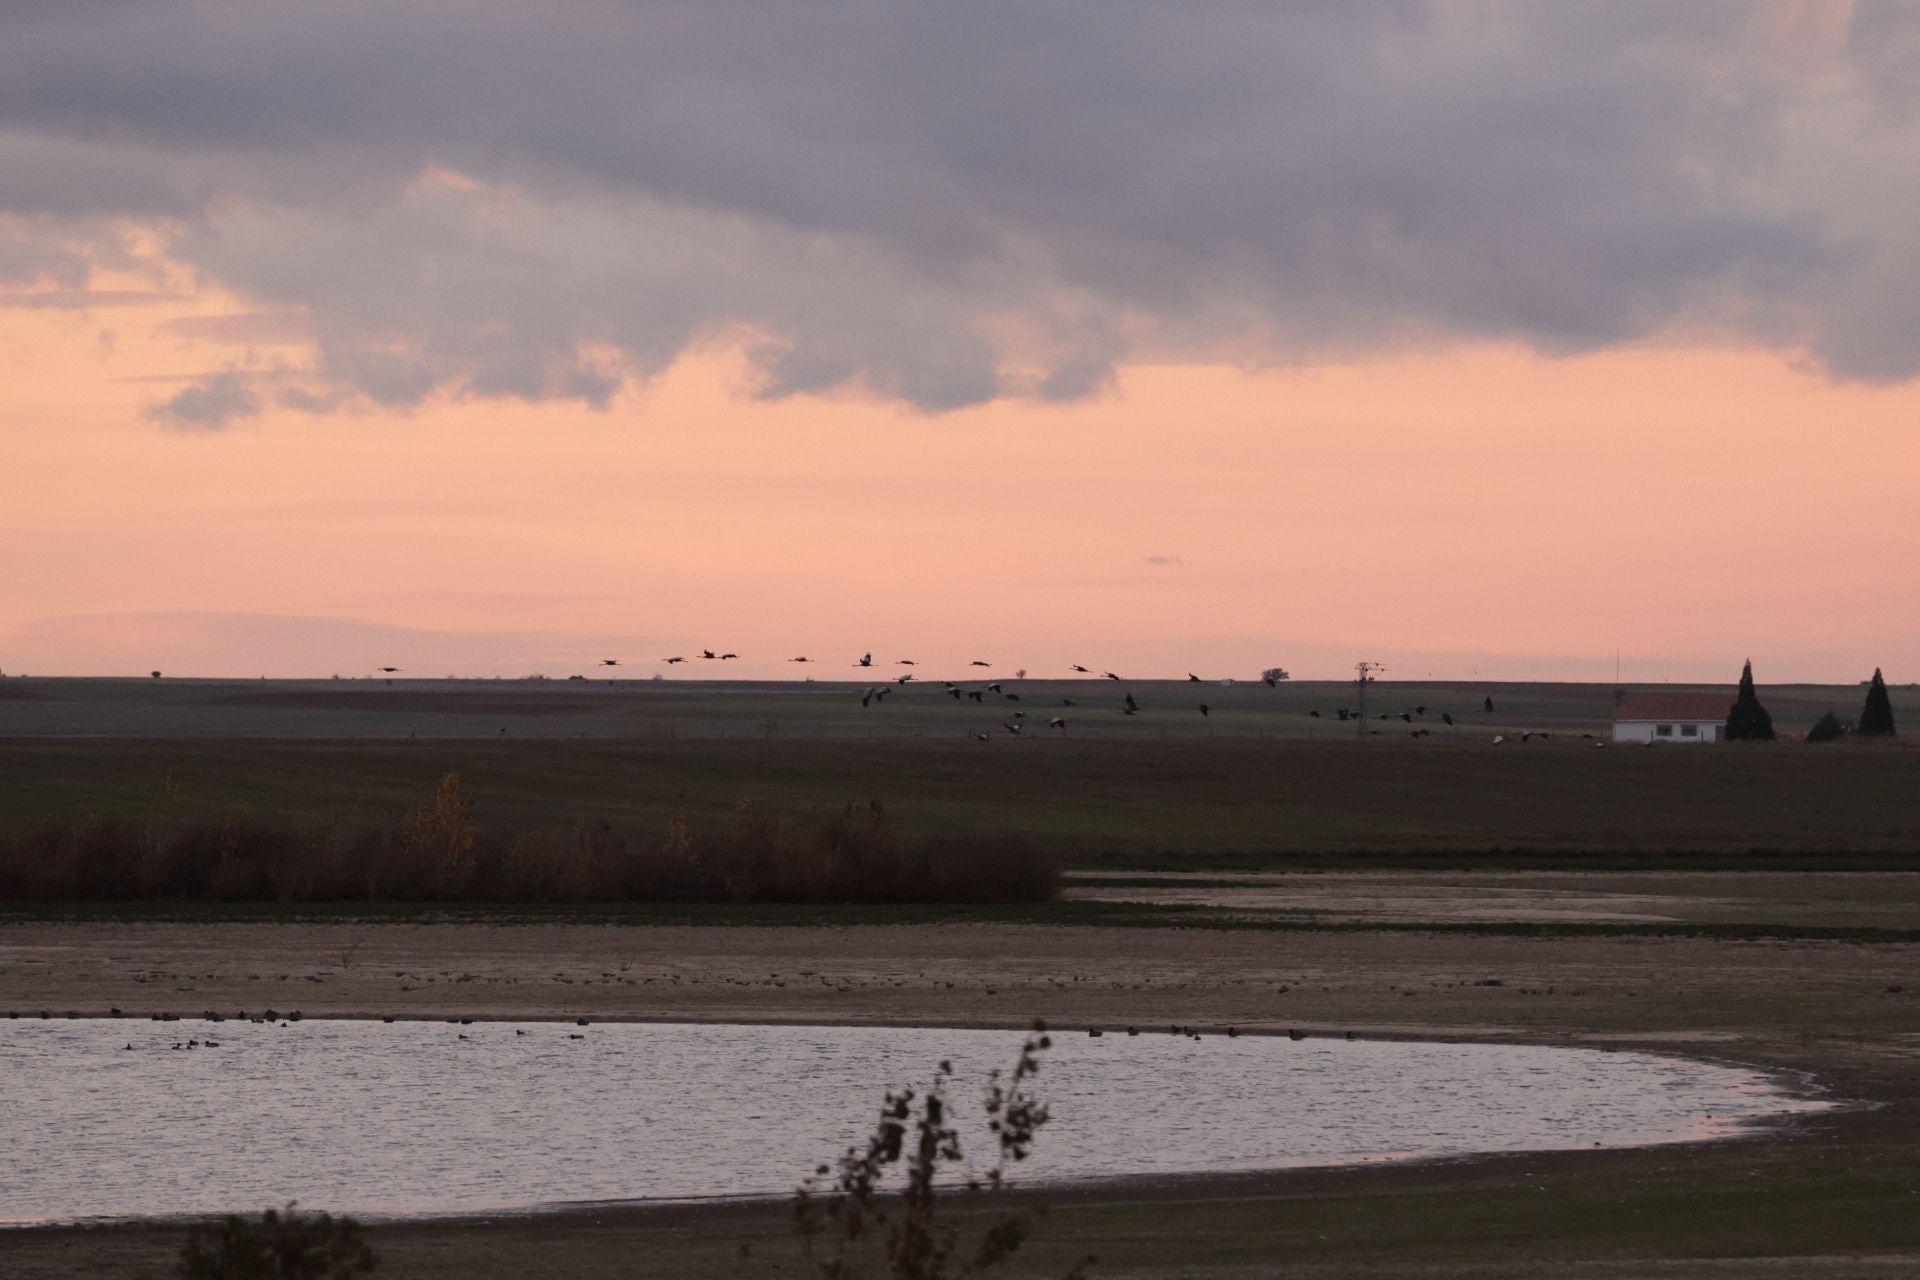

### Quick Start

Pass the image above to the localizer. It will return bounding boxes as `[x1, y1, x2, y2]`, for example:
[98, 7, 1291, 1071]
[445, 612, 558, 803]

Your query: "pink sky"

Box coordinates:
[3, 288, 1915, 683]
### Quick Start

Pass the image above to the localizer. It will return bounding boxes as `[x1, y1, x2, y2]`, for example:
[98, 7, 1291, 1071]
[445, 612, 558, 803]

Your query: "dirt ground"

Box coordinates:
[4, 909, 1920, 1278]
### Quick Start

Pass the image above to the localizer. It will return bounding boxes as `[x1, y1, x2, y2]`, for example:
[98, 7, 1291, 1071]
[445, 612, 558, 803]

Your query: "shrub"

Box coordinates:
[1806, 712, 1849, 743]
[177, 1205, 375, 1280]
[794, 1024, 1090, 1280]
[0, 789, 1057, 907]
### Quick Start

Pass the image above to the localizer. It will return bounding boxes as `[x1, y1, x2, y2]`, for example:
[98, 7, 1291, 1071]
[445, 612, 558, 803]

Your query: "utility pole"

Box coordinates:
[1355, 661, 1385, 736]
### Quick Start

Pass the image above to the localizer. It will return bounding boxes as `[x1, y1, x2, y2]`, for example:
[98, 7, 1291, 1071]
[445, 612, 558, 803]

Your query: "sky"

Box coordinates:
[2, 2, 1917, 683]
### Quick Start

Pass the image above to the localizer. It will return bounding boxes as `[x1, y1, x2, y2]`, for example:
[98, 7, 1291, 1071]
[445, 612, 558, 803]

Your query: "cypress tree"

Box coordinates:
[1859, 668, 1898, 739]
[1725, 659, 1775, 741]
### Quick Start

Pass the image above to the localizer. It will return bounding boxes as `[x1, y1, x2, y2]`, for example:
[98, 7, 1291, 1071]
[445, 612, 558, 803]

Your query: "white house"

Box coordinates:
[1612, 692, 1731, 744]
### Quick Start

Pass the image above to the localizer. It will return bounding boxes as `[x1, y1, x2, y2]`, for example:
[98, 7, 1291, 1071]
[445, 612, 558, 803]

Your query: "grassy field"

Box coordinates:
[1, 732, 1914, 872]
[3, 674, 1914, 741]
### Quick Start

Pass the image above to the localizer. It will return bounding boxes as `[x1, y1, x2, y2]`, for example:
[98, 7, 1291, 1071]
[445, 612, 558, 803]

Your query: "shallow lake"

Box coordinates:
[0, 1019, 1823, 1223]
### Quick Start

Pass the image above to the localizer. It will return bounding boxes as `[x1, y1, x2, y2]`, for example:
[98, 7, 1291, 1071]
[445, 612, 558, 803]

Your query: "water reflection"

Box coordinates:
[0, 1020, 1822, 1222]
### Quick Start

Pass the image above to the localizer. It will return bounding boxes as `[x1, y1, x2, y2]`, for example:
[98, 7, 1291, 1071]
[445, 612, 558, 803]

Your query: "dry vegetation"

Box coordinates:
[0, 775, 1057, 906]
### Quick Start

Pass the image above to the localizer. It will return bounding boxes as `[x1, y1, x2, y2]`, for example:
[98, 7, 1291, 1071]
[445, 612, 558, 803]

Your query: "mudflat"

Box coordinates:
[5, 908, 1919, 1278]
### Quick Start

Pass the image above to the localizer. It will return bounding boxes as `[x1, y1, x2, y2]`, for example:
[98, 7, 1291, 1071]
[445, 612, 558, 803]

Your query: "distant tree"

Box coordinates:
[1806, 711, 1848, 743]
[1858, 668, 1898, 739]
[177, 1205, 374, 1280]
[1261, 667, 1289, 685]
[151, 670, 163, 679]
[1724, 660, 1775, 741]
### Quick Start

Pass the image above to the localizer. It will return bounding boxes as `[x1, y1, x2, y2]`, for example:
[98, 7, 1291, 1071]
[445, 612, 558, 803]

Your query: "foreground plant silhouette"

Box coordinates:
[176, 1204, 375, 1280]
[794, 1023, 1091, 1280]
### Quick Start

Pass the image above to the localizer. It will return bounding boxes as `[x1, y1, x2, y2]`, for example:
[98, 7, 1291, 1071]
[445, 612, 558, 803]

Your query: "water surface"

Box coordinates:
[0, 1019, 1822, 1222]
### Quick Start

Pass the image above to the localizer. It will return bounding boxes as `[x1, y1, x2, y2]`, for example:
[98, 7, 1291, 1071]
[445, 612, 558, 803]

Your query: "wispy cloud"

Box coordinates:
[142, 371, 260, 431]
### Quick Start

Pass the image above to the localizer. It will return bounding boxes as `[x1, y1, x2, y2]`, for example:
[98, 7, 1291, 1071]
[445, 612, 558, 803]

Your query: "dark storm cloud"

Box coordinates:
[2, 2, 1915, 422]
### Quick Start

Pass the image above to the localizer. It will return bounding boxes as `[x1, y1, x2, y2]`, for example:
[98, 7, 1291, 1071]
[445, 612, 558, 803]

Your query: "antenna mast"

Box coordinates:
[1355, 660, 1386, 735]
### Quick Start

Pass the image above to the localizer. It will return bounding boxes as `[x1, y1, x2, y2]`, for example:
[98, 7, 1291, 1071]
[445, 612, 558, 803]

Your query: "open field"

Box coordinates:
[3, 675, 1915, 742]
[1, 739, 1916, 873]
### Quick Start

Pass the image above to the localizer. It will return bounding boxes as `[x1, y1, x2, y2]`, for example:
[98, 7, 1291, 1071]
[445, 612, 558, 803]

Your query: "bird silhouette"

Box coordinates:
[700, 649, 717, 659]
[1308, 710, 1321, 718]
[973, 731, 991, 742]
[1399, 712, 1412, 723]
[1004, 722, 1023, 734]
[1441, 712, 1454, 726]
[970, 660, 992, 667]
[1188, 673, 1202, 682]
[857, 653, 873, 667]
[1070, 664, 1091, 673]
[720, 653, 738, 660]
[896, 659, 917, 666]
[1198, 703, 1210, 716]
[1104, 671, 1121, 681]
[664, 656, 685, 664]
[789, 656, 811, 663]
[1048, 717, 1066, 730]
[600, 659, 619, 667]
[1124, 693, 1138, 712]
[378, 666, 400, 674]
[1485, 696, 1495, 713]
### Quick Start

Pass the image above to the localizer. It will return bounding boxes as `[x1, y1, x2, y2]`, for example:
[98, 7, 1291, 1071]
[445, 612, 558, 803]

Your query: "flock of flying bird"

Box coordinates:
[370, 653, 1514, 740]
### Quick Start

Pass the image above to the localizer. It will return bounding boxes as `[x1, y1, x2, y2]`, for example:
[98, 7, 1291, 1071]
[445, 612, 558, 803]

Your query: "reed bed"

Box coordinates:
[0, 775, 1057, 905]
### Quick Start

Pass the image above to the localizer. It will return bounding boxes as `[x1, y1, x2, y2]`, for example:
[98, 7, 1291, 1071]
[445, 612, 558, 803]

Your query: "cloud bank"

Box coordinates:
[4, 2, 1918, 423]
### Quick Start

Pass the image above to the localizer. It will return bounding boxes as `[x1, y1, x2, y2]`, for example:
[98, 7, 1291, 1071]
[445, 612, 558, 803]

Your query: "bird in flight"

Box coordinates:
[700, 649, 717, 660]
[896, 659, 917, 666]
[970, 660, 992, 667]
[1188, 673, 1202, 682]
[378, 667, 400, 674]
[720, 653, 738, 660]
[856, 653, 873, 667]
[1104, 671, 1122, 681]
[1069, 664, 1090, 674]
[600, 659, 619, 667]
[789, 656, 811, 663]
[664, 656, 686, 664]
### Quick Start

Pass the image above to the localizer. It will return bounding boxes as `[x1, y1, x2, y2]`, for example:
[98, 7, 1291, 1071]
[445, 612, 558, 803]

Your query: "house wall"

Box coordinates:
[1613, 719, 1720, 744]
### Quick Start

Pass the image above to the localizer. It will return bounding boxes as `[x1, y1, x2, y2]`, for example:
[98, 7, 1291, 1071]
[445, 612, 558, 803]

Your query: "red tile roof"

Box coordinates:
[1614, 692, 1734, 722]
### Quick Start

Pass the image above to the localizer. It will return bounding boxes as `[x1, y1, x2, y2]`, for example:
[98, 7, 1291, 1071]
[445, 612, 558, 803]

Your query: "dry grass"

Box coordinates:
[0, 776, 1056, 906]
